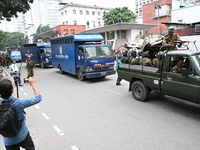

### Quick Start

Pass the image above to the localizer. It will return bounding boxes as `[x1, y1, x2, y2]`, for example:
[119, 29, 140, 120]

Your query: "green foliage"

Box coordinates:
[0, 30, 8, 50]
[103, 7, 137, 25]
[6, 32, 28, 48]
[0, 0, 34, 21]
[140, 34, 150, 39]
[32, 25, 51, 43]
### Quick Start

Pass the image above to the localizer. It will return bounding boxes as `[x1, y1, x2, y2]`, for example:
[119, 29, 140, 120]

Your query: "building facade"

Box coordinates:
[59, 2, 112, 30]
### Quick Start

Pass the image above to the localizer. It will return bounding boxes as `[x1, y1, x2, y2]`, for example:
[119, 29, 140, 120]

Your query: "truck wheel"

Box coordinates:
[40, 62, 44, 69]
[131, 81, 149, 101]
[77, 70, 86, 81]
[59, 66, 63, 74]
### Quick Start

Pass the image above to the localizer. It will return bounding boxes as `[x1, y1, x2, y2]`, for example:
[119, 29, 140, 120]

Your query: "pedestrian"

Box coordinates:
[162, 26, 181, 50]
[10, 60, 23, 86]
[0, 77, 42, 150]
[116, 56, 122, 85]
[5, 54, 11, 68]
[26, 56, 35, 78]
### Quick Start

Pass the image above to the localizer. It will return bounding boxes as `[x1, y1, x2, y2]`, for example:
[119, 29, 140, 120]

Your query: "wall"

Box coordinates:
[142, 0, 172, 35]
[171, 5, 200, 23]
[180, 35, 200, 50]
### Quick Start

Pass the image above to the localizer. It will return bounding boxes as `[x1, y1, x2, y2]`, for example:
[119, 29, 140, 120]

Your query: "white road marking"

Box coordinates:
[53, 125, 64, 136]
[71, 145, 79, 150]
[23, 92, 28, 95]
[104, 89, 123, 96]
[42, 113, 50, 120]
[20, 88, 23, 91]
[34, 104, 40, 109]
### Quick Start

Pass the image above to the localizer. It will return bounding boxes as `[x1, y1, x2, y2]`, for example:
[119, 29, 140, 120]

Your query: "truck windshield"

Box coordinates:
[11, 51, 21, 57]
[85, 46, 112, 58]
[44, 48, 52, 56]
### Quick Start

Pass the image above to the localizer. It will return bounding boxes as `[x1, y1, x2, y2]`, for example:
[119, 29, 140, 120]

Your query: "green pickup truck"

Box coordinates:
[118, 42, 200, 104]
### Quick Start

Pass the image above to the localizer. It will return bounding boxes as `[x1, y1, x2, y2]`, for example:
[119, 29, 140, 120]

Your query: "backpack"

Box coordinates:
[0, 99, 21, 137]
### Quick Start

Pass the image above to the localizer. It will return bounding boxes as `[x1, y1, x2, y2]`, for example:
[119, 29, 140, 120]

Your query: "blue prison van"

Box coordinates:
[20, 43, 52, 68]
[50, 33, 116, 81]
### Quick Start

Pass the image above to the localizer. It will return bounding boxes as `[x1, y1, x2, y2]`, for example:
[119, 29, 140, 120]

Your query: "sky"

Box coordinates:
[62, 0, 134, 11]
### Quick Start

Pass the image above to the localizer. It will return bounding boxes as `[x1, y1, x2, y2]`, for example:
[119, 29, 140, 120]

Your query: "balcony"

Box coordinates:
[152, 10, 171, 18]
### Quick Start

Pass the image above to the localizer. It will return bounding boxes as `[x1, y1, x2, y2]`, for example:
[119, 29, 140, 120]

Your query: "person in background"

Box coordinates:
[162, 26, 181, 50]
[116, 56, 122, 85]
[0, 77, 42, 150]
[26, 56, 35, 78]
[10, 60, 23, 86]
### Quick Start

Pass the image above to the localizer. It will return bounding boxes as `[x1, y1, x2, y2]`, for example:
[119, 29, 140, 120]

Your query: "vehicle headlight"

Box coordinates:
[45, 58, 49, 63]
[86, 67, 93, 72]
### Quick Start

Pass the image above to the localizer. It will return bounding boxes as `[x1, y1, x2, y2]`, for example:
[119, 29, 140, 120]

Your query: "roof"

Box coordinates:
[81, 23, 157, 33]
[23, 43, 51, 47]
[50, 33, 104, 42]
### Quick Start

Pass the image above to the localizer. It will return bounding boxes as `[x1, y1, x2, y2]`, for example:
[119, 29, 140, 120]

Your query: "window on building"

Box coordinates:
[73, 9, 76, 14]
[80, 10, 83, 15]
[86, 11, 89, 15]
[92, 11, 95, 15]
[98, 11, 100, 16]
[61, 12, 64, 17]
[98, 21, 101, 27]
[64, 29, 68, 31]
[66, 21, 68, 25]
[74, 20, 77, 25]
[87, 21, 90, 28]
[65, 10, 67, 15]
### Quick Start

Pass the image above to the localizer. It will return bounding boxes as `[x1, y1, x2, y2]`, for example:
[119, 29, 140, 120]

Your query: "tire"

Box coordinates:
[40, 62, 44, 69]
[59, 65, 63, 74]
[77, 70, 86, 81]
[131, 81, 149, 101]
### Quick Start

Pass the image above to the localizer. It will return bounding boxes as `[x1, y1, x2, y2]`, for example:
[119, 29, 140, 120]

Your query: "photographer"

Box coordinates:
[0, 77, 42, 150]
[10, 60, 23, 86]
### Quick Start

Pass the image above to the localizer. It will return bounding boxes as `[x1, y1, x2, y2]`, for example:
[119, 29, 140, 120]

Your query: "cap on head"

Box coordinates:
[168, 26, 174, 32]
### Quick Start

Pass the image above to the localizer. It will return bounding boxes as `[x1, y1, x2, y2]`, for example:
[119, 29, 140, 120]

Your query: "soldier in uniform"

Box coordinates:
[172, 57, 184, 73]
[26, 56, 35, 78]
[139, 51, 152, 67]
[129, 51, 139, 65]
[162, 26, 181, 50]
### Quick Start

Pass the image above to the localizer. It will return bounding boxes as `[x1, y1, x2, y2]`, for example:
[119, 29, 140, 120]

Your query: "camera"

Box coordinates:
[24, 78, 29, 83]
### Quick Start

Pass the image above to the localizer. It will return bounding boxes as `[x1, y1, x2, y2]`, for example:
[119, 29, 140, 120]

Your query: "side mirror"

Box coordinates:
[157, 51, 164, 61]
[181, 68, 188, 77]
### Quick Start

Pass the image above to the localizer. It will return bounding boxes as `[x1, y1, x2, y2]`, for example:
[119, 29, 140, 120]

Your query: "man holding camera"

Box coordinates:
[10, 60, 23, 86]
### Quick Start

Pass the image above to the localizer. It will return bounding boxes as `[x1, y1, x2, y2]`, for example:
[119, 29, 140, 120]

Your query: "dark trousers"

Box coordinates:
[5, 132, 35, 150]
[116, 69, 122, 83]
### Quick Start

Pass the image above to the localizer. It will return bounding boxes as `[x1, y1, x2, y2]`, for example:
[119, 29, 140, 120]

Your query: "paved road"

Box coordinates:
[1, 63, 200, 150]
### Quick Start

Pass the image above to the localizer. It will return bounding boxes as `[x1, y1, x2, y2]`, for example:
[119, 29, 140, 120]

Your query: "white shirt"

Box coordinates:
[10, 63, 19, 72]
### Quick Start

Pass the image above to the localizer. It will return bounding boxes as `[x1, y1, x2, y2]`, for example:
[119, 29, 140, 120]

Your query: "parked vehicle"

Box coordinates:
[50, 33, 115, 81]
[20, 43, 52, 68]
[9, 50, 22, 62]
[118, 41, 200, 105]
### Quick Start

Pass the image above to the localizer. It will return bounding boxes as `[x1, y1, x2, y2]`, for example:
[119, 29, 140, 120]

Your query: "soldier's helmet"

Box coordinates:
[168, 26, 174, 32]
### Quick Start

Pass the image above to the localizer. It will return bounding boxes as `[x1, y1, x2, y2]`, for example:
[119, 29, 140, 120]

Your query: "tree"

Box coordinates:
[0, 0, 34, 21]
[0, 30, 8, 51]
[32, 25, 51, 43]
[6, 32, 28, 48]
[103, 7, 137, 26]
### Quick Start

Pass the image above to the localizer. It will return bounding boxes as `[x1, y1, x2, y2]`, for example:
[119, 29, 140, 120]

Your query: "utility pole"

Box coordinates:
[155, 5, 161, 37]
